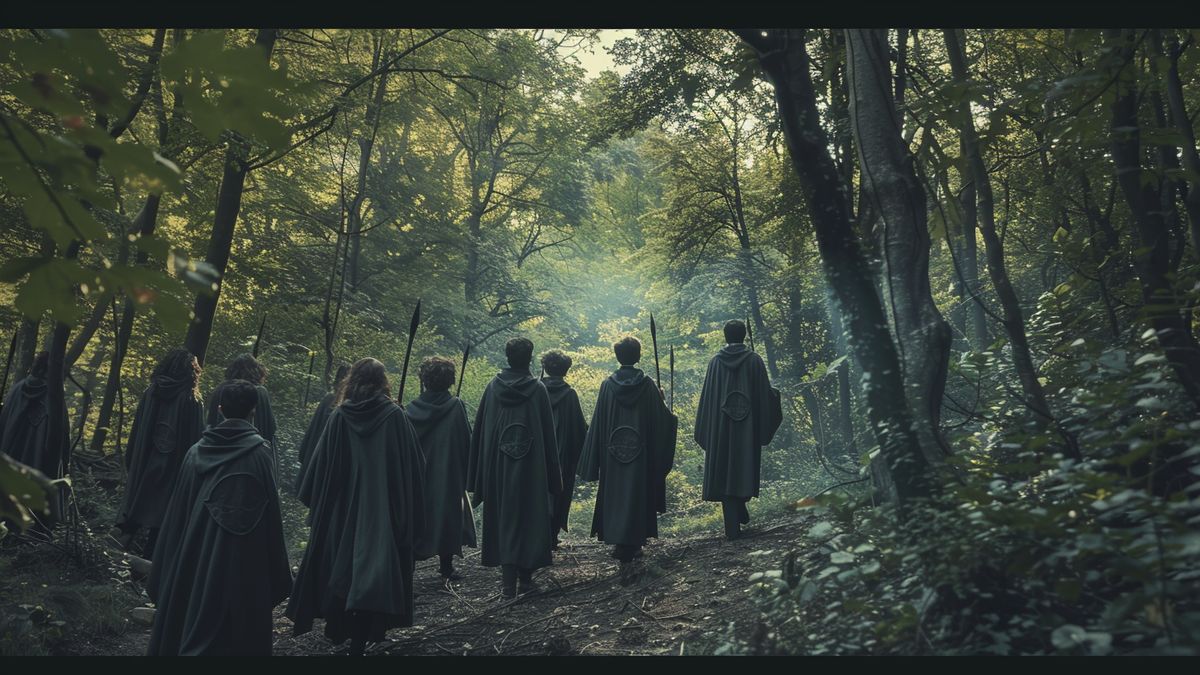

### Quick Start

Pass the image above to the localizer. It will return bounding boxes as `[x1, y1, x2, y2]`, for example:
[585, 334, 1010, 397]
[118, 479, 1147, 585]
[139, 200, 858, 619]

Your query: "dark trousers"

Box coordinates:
[501, 564, 532, 593]
[346, 611, 375, 656]
[439, 554, 454, 575]
[613, 544, 641, 563]
[721, 499, 749, 540]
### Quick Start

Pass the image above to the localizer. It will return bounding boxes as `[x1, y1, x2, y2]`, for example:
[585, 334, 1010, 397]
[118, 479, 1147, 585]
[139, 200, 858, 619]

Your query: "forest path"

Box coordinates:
[280, 514, 812, 656]
[103, 513, 813, 655]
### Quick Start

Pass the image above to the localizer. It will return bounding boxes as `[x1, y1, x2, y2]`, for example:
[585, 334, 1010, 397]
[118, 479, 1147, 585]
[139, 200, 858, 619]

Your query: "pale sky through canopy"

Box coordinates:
[560, 28, 635, 79]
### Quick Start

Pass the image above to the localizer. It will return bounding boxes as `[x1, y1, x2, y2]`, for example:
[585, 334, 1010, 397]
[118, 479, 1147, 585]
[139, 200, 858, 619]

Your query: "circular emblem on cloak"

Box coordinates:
[499, 422, 532, 460]
[153, 420, 175, 454]
[205, 472, 268, 536]
[26, 400, 47, 428]
[722, 391, 751, 422]
[607, 425, 641, 464]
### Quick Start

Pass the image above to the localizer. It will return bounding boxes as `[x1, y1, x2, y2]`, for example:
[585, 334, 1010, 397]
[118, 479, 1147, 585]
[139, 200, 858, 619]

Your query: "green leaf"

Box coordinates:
[0, 256, 47, 283]
[0, 455, 56, 536]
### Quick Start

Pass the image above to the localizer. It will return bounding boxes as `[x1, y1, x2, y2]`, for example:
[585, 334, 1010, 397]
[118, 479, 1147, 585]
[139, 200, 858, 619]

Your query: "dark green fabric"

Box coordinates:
[286, 394, 427, 643]
[0, 376, 68, 481]
[206, 382, 278, 476]
[294, 391, 334, 496]
[577, 366, 677, 547]
[117, 375, 205, 531]
[407, 390, 477, 560]
[695, 344, 782, 501]
[542, 377, 588, 534]
[146, 419, 291, 655]
[467, 368, 562, 570]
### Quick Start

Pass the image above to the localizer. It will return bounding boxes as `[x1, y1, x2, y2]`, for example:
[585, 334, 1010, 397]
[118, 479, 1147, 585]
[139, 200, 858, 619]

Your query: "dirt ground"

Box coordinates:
[98, 515, 811, 656]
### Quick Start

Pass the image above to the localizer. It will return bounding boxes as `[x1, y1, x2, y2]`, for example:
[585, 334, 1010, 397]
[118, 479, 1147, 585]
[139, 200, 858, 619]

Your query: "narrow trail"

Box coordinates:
[110, 515, 813, 656]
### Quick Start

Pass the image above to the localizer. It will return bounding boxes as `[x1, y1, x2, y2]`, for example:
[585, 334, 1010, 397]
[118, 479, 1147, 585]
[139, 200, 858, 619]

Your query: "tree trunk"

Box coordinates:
[91, 194, 163, 452]
[1107, 28, 1200, 411]
[347, 35, 389, 293]
[847, 28, 952, 464]
[1165, 35, 1200, 254]
[183, 29, 278, 365]
[944, 29, 1076, 457]
[736, 28, 934, 506]
[46, 242, 81, 481]
[827, 291, 857, 460]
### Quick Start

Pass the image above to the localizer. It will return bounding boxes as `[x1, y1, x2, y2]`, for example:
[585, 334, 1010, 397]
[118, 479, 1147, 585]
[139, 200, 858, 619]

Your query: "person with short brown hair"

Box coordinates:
[539, 349, 587, 550]
[468, 337, 562, 598]
[408, 356, 477, 581]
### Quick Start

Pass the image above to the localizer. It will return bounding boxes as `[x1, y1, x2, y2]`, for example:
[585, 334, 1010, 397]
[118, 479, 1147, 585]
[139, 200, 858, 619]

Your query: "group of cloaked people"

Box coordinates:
[0, 319, 780, 656]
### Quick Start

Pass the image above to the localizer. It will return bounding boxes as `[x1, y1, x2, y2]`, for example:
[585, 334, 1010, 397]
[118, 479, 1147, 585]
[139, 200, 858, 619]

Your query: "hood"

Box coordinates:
[493, 368, 541, 407]
[541, 377, 574, 408]
[151, 373, 193, 400]
[195, 419, 266, 474]
[716, 343, 755, 370]
[608, 366, 648, 407]
[406, 390, 459, 427]
[20, 376, 47, 399]
[337, 393, 402, 436]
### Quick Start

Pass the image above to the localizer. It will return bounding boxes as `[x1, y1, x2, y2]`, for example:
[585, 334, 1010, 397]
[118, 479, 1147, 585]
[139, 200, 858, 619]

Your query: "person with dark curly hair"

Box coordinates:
[577, 335, 677, 583]
[539, 349, 587, 550]
[112, 348, 206, 557]
[287, 357, 426, 656]
[407, 356, 476, 581]
[147, 379, 291, 655]
[206, 353, 278, 477]
[695, 320, 782, 540]
[468, 337, 562, 598]
[294, 363, 350, 496]
[0, 352, 69, 493]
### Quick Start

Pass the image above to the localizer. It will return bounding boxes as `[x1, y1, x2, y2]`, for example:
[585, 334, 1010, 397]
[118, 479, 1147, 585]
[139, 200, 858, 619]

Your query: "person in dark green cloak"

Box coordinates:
[294, 363, 350, 496]
[111, 348, 206, 557]
[0, 352, 69, 504]
[286, 357, 426, 656]
[539, 349, 588, 550]
[467, 337, 562, 599]
[695, 320, 782, 540]
[577, 336, 677, 582]
[408, 356, 477, 581]
[146, 379, 292, 655]
[206, 354, 278, 477]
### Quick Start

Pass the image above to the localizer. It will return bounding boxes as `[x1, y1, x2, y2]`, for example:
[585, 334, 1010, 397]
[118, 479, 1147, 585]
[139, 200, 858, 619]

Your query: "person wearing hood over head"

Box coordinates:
[206, 353, 278, 477]
[467, 337, 562, 599]
[695, 320, 782, 541]
[286, 357, 426, 656]
[407, 356, 476, 581]
[577, 336, 677, 583]
[294, 363, 350, 496]
[539, 349, 588, 550]
[146, 379, 291, 655]
[0, 352, 69, 499]
[111, 348, 206, 556]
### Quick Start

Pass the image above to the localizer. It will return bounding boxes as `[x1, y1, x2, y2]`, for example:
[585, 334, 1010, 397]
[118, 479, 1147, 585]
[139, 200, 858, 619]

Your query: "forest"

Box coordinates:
[0, 26, 1198, 656]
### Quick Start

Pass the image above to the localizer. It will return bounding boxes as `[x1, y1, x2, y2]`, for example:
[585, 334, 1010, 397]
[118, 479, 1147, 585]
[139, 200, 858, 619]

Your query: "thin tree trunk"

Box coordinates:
[737, 28, 934, 506]
[944, 29, 1077, 457]
[183, 29, 278, 365]
[91, 194, 162, 452]
[47, 242, 81, 481]
[1107, 28, 1200, 411]
[1165, 35, 1200, 253]
[827, 291, 857, 460]
[347, 34, 389, 293]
